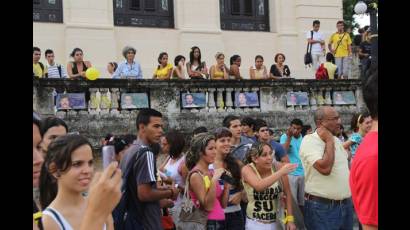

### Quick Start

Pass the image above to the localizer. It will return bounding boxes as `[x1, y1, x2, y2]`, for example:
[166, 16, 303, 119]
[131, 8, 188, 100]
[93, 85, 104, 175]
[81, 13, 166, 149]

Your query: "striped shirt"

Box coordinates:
[46, 63, 68, 78]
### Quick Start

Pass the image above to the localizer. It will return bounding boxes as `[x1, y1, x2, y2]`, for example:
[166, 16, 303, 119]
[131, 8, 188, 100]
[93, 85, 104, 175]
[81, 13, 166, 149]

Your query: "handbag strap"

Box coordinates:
[306, 30, 313, 53]
[334, 32, 347, 54]
[183, 169, 205, 203]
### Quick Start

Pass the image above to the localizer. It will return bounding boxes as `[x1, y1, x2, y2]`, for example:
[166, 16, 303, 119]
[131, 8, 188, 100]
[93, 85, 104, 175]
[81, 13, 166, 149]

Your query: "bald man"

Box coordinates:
[299, 106, 353, 230]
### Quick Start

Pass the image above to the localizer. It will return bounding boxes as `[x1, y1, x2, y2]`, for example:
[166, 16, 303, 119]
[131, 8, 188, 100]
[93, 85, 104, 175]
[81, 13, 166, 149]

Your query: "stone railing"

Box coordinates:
[33, 78, 365, 147]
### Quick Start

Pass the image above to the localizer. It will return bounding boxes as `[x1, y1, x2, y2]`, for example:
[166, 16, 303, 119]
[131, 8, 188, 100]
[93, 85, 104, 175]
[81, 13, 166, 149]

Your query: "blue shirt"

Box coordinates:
[280, 134, 304, 176]
[231, 136, 254, 162]
[349, 132, 363, 158]
[112, 60, 143, 79]
[270, 140, 286, 162]
[243, 134, 257, 143]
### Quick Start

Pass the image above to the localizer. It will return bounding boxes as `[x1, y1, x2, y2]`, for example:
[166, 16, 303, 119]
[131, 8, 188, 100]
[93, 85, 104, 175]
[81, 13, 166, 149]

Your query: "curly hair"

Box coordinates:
[122, 46, 136, 59]
[185, 133, 215, 170]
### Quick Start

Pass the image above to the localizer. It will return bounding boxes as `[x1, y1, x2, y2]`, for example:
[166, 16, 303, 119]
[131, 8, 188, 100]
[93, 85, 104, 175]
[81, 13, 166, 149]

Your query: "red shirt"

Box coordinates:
[349, 131, 378, 226]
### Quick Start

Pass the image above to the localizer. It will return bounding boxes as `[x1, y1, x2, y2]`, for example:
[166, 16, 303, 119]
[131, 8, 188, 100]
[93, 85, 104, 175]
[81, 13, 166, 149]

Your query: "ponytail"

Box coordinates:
[39, 164, 58, 209]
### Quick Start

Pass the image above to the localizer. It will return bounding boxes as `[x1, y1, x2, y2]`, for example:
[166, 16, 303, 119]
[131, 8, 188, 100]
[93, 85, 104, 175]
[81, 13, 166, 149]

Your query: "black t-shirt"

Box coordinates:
[270, 64, 290, 77]
[359, 41, 372, 59]
[353, 34, 362, 46]
[120, 139, 161, 230]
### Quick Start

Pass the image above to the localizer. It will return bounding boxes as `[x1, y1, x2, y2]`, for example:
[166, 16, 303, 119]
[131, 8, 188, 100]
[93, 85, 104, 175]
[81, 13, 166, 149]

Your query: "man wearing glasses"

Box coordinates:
[299, 106, 353, 230]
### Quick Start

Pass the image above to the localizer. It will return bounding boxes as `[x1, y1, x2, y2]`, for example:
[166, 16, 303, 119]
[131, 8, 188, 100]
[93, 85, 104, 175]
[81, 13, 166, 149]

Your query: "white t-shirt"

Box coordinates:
[306, 30, 325, 54]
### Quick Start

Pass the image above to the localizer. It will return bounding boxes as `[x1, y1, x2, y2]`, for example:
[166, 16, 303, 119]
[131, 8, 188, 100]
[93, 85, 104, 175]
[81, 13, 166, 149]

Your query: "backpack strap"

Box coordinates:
[57, 65, 62, 78]
[122, 146, 152, 210]
[122, 146, 151, 190]
[39, 62, 45, 77]
[306, 30, 313, 53]
[39, 62, 44, 71]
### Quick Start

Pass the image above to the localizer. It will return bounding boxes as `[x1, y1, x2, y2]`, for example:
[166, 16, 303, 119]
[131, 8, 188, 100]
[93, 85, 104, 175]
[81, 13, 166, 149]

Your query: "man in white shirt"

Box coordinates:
[307, 20, 326, 70]
[299, 106, 352, 230]
[45, 49, 67, 78]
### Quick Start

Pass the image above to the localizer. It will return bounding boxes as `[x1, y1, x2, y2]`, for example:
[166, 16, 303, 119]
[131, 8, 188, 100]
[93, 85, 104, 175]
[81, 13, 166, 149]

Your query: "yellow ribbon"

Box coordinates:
[282, 215, 295, 224]
[33, 211, 42, 224]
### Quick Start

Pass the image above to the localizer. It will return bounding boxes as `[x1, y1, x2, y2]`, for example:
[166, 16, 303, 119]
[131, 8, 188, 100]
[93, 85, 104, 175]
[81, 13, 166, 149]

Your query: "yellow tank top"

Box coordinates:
[154, 63, 173, 79]
[323, 62, 337, 80]
[243, 163, 282, 222]
[212, 65, 225, 79]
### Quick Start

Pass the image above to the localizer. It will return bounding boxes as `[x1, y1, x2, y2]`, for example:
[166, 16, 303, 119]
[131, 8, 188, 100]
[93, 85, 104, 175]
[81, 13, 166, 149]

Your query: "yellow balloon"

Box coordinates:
[85, 67, 100, 80]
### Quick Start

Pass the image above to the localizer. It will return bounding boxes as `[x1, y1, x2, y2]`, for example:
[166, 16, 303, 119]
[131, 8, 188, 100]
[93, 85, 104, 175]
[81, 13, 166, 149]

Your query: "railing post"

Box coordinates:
[208, 88, 216, 112]
[324, 87, 332, 105]
[99, 88, 111, 115]
[89, 88, 99, 115]
[110, 88, 120, 115]
[225, 88, 234, 112]
[309, 88, 317, 111]
[216, 88, 225, 112]
[286, 87, 294, 111]
[198, 88, 207, 113]
[190, 88, 200, 113]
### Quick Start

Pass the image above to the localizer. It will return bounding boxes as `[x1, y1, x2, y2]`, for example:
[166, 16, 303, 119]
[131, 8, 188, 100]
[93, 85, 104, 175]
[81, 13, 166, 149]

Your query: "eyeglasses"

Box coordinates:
[259, 128, 270, 132]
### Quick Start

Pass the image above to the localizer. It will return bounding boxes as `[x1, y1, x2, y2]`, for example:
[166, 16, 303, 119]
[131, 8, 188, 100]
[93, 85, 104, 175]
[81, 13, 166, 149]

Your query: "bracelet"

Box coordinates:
[282, 215, 295, 224]
[286, 215, 295, 223]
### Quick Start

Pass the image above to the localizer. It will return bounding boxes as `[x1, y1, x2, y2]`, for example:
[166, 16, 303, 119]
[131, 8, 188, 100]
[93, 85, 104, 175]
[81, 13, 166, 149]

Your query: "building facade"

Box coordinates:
[33, 0, 343, 79]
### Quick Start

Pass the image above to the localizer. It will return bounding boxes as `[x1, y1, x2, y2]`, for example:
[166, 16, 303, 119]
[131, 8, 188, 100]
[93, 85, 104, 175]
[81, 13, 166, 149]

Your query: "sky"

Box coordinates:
[353, 14, 370, 34]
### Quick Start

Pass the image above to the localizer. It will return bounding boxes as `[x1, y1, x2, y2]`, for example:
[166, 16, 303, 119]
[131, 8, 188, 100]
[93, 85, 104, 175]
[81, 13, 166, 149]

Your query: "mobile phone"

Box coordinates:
[102, 145, 115, 169]
[220, 173, 235, 185]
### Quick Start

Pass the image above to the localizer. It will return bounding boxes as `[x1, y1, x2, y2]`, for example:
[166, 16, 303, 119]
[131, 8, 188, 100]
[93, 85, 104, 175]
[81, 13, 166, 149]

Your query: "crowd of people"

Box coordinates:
[33, 20, 372, 81]
[33, 16, 377, 230]
[33, 67, 377, 230]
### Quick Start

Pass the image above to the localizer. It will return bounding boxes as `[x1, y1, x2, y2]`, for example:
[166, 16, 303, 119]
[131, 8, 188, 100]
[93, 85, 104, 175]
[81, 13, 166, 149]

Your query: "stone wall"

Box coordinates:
[34, 78, 365, 147]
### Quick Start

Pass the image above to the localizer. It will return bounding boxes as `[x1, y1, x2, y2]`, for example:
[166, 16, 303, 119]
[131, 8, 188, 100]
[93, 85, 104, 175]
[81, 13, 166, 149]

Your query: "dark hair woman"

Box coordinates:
[187, 46, 208, 79]
[67, 48, 92, 79]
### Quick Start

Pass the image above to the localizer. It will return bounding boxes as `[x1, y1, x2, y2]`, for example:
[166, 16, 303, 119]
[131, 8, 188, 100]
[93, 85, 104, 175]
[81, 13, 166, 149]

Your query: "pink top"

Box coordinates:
[189, 168, 225, 220]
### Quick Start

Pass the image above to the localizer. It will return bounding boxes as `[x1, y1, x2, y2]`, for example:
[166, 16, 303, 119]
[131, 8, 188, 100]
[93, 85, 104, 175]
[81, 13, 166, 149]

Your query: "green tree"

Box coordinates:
[343, 0, 360, 34]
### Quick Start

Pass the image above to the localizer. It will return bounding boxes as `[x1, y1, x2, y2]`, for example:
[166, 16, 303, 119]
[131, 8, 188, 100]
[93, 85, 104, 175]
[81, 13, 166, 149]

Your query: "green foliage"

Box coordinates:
[343, 0, 360, 36]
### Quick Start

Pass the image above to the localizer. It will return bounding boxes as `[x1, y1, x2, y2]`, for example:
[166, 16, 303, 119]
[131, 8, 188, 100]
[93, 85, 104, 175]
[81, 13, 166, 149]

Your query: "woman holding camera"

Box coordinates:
[185, 133, 230, 230]
[212, 128, 245, 230]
